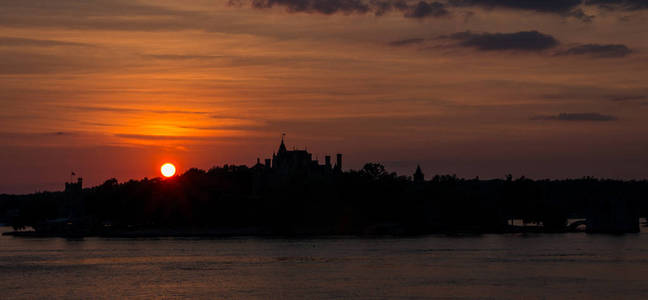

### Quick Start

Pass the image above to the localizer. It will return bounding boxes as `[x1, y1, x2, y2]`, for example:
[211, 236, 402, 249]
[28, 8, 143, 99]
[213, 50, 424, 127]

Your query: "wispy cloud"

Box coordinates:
[449, 0, 647, 12]
[0, 0, 208, 31]
[447, 0, 582, 13]
[608, 95, 646, 102]
[531, 113, 618, 122]
[441, 30, 559, 52]
[231, 0, 648, 22]
[230, 0, 449, 19]
[388, 38, 426, 47]
[404, 1, 449, 18]
[0, 131, 80, 138]
[588, 0, 648, 11]
[177, 123, 268, 131]
[114, 134, 213, 141]
[143, 54, 225, 61]
[556, 44, 633, 58]
[63, 105, 209, 115]
[0, 36, 91, 47]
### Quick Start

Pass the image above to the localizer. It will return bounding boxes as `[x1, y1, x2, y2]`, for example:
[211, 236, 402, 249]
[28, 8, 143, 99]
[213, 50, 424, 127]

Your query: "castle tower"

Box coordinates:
[278, 133, 287, 154]
[335, 153, 342, 170]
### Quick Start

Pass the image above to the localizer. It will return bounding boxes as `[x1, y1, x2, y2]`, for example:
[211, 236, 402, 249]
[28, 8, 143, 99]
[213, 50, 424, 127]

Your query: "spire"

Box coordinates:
[278, 133, 287, 153]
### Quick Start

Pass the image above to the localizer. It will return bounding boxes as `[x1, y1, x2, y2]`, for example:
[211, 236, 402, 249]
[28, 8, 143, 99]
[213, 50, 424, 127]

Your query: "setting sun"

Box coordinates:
[161, 163, 176, 177]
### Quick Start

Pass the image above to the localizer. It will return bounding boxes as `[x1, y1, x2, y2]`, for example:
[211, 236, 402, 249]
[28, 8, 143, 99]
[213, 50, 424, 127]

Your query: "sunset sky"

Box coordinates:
[1, 0, 647, 193]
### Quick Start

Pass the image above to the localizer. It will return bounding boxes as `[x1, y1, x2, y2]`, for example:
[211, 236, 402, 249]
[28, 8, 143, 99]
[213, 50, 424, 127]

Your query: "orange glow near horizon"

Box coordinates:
[161, 163, 176, 177]
[2, 0, 648, 195]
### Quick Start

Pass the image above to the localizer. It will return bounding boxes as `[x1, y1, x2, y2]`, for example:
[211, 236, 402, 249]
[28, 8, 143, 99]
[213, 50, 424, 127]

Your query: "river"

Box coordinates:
[1, 225, 648, 299]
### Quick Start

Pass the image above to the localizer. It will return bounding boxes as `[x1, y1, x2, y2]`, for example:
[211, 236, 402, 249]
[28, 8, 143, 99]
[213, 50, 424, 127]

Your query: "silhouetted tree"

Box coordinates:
[1, 164, 646, 236]
[413, 165, 424, 183]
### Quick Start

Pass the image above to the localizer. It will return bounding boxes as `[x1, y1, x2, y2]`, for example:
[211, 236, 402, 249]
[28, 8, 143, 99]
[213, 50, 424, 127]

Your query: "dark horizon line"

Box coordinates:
[4, 163, 648, 196]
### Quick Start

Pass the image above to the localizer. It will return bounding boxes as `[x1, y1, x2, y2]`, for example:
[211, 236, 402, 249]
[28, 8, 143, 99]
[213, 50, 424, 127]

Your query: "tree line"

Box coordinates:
[1, 163, 647, 235]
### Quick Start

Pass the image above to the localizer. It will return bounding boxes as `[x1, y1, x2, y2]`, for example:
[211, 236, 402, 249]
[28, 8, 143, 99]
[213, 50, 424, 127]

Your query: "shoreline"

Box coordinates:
[2, 226, 597, 238]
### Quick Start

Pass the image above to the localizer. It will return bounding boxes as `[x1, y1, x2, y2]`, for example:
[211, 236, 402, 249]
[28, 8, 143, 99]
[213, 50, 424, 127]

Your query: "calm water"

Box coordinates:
[1, 226, 648, 299]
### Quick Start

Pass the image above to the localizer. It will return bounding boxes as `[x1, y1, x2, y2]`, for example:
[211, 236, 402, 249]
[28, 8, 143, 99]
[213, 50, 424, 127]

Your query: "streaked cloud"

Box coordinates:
[608, 95, 646, 102]
[404, 1, 449, 18]
[244, 0, 372, 14]
[0, 0, 207, 31]
[143, 54, 226, 61]
[588, 0, 648, 11]
[233, 0, 648, 21]
[114, 134, 214, 141]
[556, 44, 633, 58]
[443, 31, 559, 51]
[448, 0, 582, 13]
[388, 38, 426, 46]
[231, 0, 449, 18]
[63, 106, 210, 115]
[531, 113, 619, 122]
[0, 36, 91, 47]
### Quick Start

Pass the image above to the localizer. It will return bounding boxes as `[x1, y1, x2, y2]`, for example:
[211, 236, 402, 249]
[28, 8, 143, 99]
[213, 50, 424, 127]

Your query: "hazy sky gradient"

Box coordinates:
[1, 0, 647, 193]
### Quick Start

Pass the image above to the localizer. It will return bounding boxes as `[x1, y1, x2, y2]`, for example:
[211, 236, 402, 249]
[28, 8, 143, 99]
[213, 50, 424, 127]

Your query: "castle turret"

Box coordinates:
[278, 134, 287, 154]
[65, 177, 83, 194]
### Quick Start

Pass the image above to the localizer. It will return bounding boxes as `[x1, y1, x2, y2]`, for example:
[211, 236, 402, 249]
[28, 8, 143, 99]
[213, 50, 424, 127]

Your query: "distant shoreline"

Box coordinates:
[1, 225, 600, 239]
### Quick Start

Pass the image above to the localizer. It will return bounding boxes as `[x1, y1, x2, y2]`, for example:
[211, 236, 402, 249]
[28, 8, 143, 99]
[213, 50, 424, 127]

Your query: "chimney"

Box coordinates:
[335, 153, 342, 170]
[265, 159, 271, 168]
[325, 155, 331, 168]
[257, 158, 261, 165]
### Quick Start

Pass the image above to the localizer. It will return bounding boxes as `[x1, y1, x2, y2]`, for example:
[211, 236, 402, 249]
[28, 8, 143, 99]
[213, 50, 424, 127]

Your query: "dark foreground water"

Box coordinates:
[1, 226, 648, 299]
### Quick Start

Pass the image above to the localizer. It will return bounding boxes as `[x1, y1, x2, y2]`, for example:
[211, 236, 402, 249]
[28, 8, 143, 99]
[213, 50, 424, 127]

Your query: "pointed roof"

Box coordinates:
[278, 133, 287, 153]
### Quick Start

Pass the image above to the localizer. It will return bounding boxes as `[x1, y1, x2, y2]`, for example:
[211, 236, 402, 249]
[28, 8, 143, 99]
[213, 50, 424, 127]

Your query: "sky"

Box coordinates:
[1, 0, 647, 193]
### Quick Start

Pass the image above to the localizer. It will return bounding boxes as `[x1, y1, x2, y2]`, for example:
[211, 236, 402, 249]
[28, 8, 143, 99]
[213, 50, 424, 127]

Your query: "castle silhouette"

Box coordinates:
[253, 134, 342, 173]
[2, 134, 644, 237]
